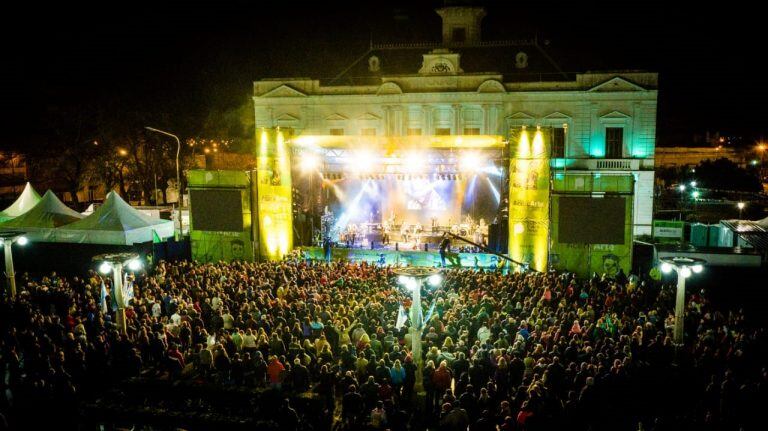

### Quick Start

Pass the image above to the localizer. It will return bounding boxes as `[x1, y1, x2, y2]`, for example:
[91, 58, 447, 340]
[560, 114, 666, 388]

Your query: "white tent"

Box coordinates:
[0, 190, 84, 240]
[52, 191, 174, 245]
[0, 182, 42, 221]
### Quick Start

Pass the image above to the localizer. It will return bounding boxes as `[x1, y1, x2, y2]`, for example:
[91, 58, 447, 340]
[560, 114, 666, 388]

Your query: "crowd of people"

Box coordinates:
[0, 256, 766, 430]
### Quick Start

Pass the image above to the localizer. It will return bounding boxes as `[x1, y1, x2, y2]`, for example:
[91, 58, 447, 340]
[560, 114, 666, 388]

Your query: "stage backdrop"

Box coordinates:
[549, 173, 634, 277]
[188, 170, 254, 263]
[508, 127, 550, 272]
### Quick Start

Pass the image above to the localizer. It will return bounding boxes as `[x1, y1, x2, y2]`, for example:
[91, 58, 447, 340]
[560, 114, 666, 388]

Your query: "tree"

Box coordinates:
[688, 158, 762, 192]
[26, 105, 100, 207]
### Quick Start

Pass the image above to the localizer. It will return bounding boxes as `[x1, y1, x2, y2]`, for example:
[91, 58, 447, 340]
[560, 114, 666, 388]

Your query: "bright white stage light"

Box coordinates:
[403, 152, 425, 173]
[128, 259, 142, 271]
[691, 264, 703, 274]
[681, 267, 692, 278]
[406, 278, 418, 291]
[428, 274, 442, 287]
[660, 262, 672, 274]
[16, 236, 28, 246]
[300, 153, 320, 172]
[99, 262, 113, 274]
[351, 151, 375, 174]
[459, 153, 483, 172]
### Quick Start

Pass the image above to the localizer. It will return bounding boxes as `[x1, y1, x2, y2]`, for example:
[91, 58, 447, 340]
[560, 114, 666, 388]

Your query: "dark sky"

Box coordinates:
[1, 0, 765, 149]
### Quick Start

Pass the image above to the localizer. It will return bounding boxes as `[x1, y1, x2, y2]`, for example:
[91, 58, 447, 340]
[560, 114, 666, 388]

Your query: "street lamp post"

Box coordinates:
[94, 252, 142, 334]
[393, 267, 442, 397]
[0, 231, 28, 299]
[145, 127, 182, 239]
[737, 202, 745, 219]
[660, 256, 706, 346]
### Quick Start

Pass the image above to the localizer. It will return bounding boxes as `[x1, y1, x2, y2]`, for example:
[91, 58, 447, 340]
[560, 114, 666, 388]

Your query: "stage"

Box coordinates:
[292, 134, 506, 260]
[298, 246, 507, 269]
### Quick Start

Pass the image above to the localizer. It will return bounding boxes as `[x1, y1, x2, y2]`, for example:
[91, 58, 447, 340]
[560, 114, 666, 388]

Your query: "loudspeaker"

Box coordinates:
[488, 220, 508, 254]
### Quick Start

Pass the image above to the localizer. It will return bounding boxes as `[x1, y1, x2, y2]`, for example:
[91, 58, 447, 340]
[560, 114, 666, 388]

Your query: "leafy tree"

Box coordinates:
[686, 158, 762, 192]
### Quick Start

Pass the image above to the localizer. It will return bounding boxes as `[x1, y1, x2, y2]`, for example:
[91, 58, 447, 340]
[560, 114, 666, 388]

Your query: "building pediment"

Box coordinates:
[544, 111, 571, 119]
[600, 110, 631, 119]
[506, 112, 535, 121]
[377, 82, 403, 95]
[477, 79, 506, 93]
[275, 113, 299, 122]
[589, 76, 646, 92]
[260, 84, 308, 98]
[357, 112, 381, 121]
[325, 113, 348, 121]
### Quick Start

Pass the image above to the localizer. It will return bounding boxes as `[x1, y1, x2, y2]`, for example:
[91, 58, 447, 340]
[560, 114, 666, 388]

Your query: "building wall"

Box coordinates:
[655, 147, 743, 168]
[253, 70, 658, 236]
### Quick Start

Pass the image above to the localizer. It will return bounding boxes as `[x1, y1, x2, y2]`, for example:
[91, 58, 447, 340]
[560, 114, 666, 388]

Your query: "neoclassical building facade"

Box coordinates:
[252, 6, 657, 236]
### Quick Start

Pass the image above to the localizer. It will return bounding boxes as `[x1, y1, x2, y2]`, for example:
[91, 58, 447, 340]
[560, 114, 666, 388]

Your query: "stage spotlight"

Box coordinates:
[427, 274, 442, 287]
[300, 153, 320, 172]
[350, 150, 375, 173]
[404, 152, 425, 173]
[459, 153, 484, 172]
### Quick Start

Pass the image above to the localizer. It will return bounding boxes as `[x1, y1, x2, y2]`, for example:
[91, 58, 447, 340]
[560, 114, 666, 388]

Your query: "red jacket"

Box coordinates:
[432, 366, 452, 391]
[267, 360, 285, 383]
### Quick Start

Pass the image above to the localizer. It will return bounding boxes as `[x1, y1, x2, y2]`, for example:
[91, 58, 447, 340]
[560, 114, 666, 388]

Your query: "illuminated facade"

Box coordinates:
[252, 6, 657, 236]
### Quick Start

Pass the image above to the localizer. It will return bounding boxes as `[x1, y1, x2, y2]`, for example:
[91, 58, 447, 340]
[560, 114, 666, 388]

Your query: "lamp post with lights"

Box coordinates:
[94, 252, 142, 334]
[145, 127, 182, 239]
[737, 201, 745, 219]
[0, 231, 28, 299]
[660, 256, 706, 346]
[393, 266, 442, 395]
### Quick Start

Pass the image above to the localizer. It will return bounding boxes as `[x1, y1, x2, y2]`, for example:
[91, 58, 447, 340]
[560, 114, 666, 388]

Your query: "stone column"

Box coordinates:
[453, 104, 462, 135]
[422, 105, 433, 135]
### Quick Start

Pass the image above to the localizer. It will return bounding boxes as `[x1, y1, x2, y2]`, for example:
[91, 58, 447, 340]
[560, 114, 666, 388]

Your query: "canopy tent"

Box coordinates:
[52, 191, 174, 245]
[0, 190, 84, 240]
[0, 182, 42, 222]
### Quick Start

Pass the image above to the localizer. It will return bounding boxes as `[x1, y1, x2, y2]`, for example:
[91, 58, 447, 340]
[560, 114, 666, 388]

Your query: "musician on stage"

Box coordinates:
[439, 233, 451, 267]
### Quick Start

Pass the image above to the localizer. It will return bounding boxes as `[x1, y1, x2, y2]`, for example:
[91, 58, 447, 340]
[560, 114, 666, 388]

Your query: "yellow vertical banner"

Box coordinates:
[256, 128, 293, 260]
[508, 127, 550, 271]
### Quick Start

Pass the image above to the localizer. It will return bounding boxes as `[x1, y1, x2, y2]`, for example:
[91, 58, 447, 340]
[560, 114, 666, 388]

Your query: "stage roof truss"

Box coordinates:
[290, 134, 506, 150]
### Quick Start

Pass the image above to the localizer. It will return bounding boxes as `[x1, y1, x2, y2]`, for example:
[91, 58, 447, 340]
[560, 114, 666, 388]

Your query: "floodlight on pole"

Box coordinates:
[737, 202, 745, 218]
[0, 230, 28, 299]
[659, 256, 707, 347]
[393, 266, 442, 396]
[93, 252, 142, 335]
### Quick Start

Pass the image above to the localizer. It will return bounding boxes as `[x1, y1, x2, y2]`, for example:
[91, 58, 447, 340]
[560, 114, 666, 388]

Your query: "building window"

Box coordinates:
[435, 128, 451, 136]
[407, 128, 422, 136]
[463, 127, 480, 135]
[330, 128, 344, 136]
[605, 127, 624, 158]
[552, 128, 566, 158]
[452, 27, 466, 43]
[361, 128, 377, 136]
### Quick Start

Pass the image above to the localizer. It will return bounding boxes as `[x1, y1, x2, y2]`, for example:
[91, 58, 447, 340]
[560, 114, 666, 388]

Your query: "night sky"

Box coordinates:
[1, 0, 765, 150]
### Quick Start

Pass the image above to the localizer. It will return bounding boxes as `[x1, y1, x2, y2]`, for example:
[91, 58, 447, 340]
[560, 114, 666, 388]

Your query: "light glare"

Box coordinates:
[660, 262, 672, 274]
[128, 259, 142, 271]
[16, 236, 28, 246]
[99, 262, 112, 274]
